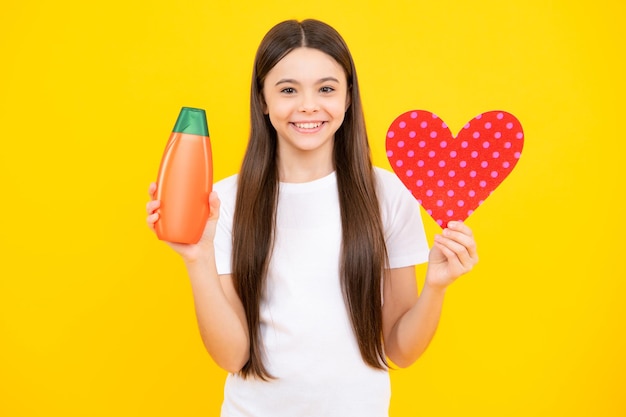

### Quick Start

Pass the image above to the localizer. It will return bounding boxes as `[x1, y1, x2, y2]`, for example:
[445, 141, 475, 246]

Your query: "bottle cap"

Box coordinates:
[172, 107, 209, 136]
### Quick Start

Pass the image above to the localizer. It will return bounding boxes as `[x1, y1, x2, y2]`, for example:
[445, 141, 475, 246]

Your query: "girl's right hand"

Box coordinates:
[146, 182, 221, 263]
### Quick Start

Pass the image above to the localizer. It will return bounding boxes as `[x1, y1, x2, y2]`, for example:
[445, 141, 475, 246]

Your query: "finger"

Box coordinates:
[208, 191, 221, 220]
[443, 223, 478, 260]
[146, 212, 159, 231]
[148, 182, 157, 199]
[146, 199, 160, 215]
[446, 220, 473, 237]
[434, 235, 475, 270]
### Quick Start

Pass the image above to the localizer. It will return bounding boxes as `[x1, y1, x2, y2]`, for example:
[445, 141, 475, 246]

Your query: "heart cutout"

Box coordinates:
[386, 110, 524, 228]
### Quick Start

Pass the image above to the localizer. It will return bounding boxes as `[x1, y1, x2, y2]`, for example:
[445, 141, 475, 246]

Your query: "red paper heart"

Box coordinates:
[386, 110, 524, 228]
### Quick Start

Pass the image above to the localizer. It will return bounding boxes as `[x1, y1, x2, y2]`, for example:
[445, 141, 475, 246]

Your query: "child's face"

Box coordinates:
[262, 47, 350, 163]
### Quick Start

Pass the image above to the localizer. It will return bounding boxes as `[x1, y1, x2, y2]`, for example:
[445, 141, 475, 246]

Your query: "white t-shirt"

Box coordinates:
[213, 167, 429, 417]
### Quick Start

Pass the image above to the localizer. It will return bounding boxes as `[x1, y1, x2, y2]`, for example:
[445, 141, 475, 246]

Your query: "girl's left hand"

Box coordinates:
[426, 221, 479, 290]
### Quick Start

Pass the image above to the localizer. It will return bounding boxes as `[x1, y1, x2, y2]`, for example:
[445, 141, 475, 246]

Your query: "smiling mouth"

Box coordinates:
[293, 122, 324, 130]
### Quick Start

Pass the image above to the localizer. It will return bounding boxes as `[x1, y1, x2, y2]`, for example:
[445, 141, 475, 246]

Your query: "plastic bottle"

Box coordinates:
[155, 107, 213, 244]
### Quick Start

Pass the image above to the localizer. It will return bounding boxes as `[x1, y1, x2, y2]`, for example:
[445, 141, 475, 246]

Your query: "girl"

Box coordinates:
[147, 19, 478, 417]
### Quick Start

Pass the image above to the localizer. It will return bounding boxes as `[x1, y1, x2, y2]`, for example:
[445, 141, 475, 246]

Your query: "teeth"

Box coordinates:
[295, 122, 322, 129]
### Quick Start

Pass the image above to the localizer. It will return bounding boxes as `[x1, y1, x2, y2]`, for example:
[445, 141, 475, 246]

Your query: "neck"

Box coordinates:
[277, 149, 334, 183]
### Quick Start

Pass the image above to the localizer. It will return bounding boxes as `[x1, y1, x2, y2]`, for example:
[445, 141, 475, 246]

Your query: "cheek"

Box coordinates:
[264, 97, 290, 118]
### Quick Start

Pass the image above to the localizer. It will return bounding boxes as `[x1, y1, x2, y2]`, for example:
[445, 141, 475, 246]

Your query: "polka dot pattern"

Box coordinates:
[386, 110, 524, 227]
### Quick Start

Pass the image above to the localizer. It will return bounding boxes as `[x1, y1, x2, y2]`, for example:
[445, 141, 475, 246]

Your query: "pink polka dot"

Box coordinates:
[399, 121, 406, 128]
[479, 180, 487, 187]
[416, 179, 423, 186]
[473, 131, 480, 139]
[491, 171, 498, 178]
[420, 121, 427, 128]
[502, 161, 510, 168]
[446, 209, 454, 217]
[398, 141, 405, 148]
[387, 150, 393, 157]
[432, 113, 438, 119]
[428, 150, 436, 158]
[438, 160, 446, 167]
[469, 170, 477, 178]
[450, 150, 457, 158]
[417, 160, 424, 167]
[469, 190, 476, 197]
[482, 141, 490, 149]
[427, 209, 433, 215]
[481, 161, 488, 168]
[407, 150, 415, 157]
[457, 200, 465, 207]
[387, 131, 395, 138]
[495, 132, 502, 139]
[458, 180, 466, 187]
[418, 140, 426, 148]
[448, 170, 456, 177]
[442, 121, 448, 128]
[478, 200, 484, 206]
[476, 114, 482, 119]
[406, 169, 413, 177]
[471, 151, 478, 158]
[492, 151, 500, 158]
[447, 190, 455, 197]
[436, 219, 443, 226]
[467, 209, 474, 216]
[485, 122, 492, 129]
[411, 112, 418, 119]
[506, 122, 513, 129]
[409, 131, 416, 138]
[417, 199, 422, 205]
[440, 140, 447, 148]
[504, 142, 512, 149]
[461, 141, 469, 148]
[437, 180, 445, 187]
[460, 161, 467, 168]
[516, 132, 524, 139]
[463, 123, 470, 129]
[514, 152, 521, 159]
[396, 160, 403, 167]
[497, 112, 504, 119]
[436, 200, 444, 207]
[426, 189, 434, 197]
[427, 170, 434, 177]
[430, 131, 438, 138]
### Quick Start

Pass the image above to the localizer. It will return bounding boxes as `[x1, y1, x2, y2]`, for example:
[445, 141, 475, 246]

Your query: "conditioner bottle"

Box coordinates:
[155, 107, 213, 244]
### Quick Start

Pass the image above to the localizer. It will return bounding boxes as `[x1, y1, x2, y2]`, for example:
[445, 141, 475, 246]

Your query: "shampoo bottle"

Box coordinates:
[155, 107, 213, 244]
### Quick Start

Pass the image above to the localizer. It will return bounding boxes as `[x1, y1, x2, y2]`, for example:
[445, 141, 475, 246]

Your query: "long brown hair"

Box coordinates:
[232, 19, 388, 380]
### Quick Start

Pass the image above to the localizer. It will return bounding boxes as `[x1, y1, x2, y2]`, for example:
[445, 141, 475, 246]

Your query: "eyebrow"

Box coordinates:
[274, 77, 341, 86]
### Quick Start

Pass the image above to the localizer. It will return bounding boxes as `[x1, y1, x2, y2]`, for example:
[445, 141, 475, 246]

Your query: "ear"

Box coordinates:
[345, 86, 352, 112]
[261, 95, 269, 115]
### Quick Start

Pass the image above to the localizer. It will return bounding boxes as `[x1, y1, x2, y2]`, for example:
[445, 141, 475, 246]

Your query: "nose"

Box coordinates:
[298, 91, 319, 113]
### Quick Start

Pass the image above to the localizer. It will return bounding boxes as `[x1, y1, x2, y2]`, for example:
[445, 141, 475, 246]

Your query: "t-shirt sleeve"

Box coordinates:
[213, 175, 237, 275]
[376, 168, 430, 268]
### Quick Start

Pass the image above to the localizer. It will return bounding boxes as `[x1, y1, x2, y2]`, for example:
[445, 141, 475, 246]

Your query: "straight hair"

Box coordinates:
[232, 19, 388, 380]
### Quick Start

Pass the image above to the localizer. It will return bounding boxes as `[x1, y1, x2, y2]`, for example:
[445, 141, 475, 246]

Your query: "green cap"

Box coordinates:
[172, 107, 209, 136]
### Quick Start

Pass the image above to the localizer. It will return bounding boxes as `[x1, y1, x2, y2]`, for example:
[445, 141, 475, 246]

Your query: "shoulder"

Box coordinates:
[373, 166, 412, 202]
[213, 174, 239, 212]
[214, 173, 238, 192]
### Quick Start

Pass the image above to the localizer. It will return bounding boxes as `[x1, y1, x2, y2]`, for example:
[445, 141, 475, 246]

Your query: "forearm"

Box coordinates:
[386, 283, 447, 368]
[184, 251, 250, 373]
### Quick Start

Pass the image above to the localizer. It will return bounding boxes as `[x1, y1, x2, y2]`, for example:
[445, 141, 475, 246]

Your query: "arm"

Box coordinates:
[147, 184, 249, 373]
[383, 221, 478, 368]
[184, 260, 250, 373]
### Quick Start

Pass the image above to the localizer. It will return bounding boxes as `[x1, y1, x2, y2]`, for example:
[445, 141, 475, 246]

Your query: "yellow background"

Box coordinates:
[1, 0, 624, 416]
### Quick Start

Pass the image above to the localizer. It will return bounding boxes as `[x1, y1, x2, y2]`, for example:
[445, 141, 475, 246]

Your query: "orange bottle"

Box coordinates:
[155, 107, 213, 244]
